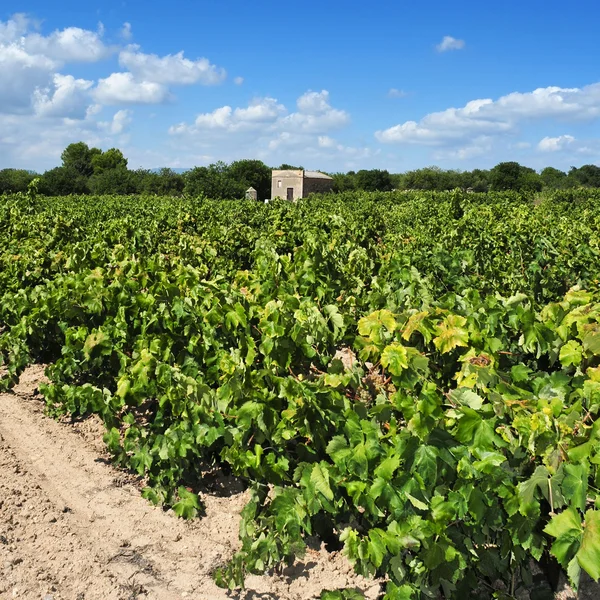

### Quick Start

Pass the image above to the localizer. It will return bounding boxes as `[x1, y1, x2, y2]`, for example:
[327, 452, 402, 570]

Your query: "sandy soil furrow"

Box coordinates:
[0, 366, 379, 600]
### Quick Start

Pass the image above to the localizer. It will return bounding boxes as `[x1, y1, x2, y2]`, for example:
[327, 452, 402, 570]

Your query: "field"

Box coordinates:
[2, 187, 600, 599]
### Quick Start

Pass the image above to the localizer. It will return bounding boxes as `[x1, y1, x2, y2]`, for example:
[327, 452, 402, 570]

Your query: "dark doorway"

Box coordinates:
[286, 187, 294, 200]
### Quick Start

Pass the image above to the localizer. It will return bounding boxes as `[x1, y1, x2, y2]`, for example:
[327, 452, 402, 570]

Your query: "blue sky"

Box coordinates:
[1, 1, 600, 173]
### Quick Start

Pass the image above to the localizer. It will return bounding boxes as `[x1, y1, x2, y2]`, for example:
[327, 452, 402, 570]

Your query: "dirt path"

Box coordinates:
[0, 366, 380, 600]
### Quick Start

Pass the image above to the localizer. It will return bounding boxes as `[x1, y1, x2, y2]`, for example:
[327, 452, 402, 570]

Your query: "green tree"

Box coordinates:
[184, 162, 245, 199]
[355, 169, 393, 192]
[466, 169, 491, 192]
[39, 167, 89, 195]
[490, 161, 542, 192]
[540, 167, 569, 189]
[89, 166, 137, 195]
[402, 167, 461, 191]
[228, 159, 271, 200]
[330, 172, 357, 192]
[277, 163, 303, 170]
[568, 164, 600, 188]
[91, 148, 128, 175]
[60, 142, 101, 178]
[0, 169, 39, 193]
[155, 168, 185, 195]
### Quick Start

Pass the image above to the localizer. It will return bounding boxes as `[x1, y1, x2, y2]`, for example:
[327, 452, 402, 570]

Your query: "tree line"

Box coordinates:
[1, 142, 600, 198]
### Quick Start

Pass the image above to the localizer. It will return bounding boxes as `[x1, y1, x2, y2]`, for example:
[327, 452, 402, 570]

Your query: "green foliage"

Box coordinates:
[569, 164, 600, 188]
[540, 167, 569, 190]
[228, 159, 271, 200]
[320, 590, 366, 600]
[91, 148, 128, 174]
[490, 161, 542, 192]
[355, 169, 394, 192]
[89, 166, 137, 195]
[2, 188, 600, 598]
[61, 141, 101, 177]
[39, 166, 90, 195]
[0, 168, 39, 193]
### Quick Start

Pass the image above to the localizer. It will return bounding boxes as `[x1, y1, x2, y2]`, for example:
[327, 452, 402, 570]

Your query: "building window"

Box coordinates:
[277, 180, 282, 188]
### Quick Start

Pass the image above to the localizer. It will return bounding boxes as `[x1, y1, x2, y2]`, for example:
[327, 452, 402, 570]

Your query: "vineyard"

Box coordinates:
[2, 187, 600, 599]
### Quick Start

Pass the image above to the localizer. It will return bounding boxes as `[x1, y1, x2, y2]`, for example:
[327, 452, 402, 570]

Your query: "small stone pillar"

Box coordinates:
[245, 187, 257, 200]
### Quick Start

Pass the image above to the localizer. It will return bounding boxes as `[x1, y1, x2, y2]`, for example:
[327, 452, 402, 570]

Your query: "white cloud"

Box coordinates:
[0, 107, 131, 170]
[376, 83, 600, 145]
[432, 137, 493, 161]
[170, 90, 349, 139]
[538, 134, 576, 152]
[436, 36, 465, 52]
[94, 72, 170, 105]
[0, 44, 58, 113]
[98, 109, 132, 134]
[266, 132, 375, 168]
[168, 90, 366, 170]
[234, 76, 244, 85]
[171, 97, 286, 134]
[119, 46, 226, 85]
[280, 90, 350, 132]
[0, 14, 113, 115]
[120, 22, 132, 41]
[192, 106, 234, 129]
[0, 13, 31, 42]
[318, 136, 336, 148]
[388, 88, 408, 98]
[234, 97, 286, 123]
[23, 26, 111, 63]
[33, 73, 94, 118]
[297, 90, 332, 114]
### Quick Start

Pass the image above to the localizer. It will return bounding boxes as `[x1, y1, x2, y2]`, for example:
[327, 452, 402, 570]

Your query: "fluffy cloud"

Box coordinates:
[33, 74, 94, 118]
[0, 14, 229, 119]
[23, 25, 111, 63]
[170, 90, 348, 138]
[168, 90, 366, 169]
[98, 109, 132, 135]
[171, 97, 286, 134]
[0, 14, 111, 115]
[119, 46, 226, 85]
[0, 107, 133, 170]
[234, 76, 244, 85]
[1, 14, 110, 63]
[436, 36, 465, 52]
[318, 136, 336, 148]
[432, 137, 493, 161]
[280, 90, 350, 132]
[0, 44, 58, 113]
[537, 134, 576, 152]
[0, 13, 31, 42]
[234, 97, 286, 123]
[94, 72, 170, 105]
[297, 90, 332, 114]
[376, 83, 600, 145]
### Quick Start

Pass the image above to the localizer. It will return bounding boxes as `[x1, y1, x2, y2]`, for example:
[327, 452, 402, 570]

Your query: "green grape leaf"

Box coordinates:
[559, 340, 583, 367]
[433, 315, 469, 354]
[578, 510, 600, 581]
[381, 343, 409, 376]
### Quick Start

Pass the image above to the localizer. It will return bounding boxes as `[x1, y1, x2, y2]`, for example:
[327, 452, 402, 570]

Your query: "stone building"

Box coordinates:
[271, 169, 333, 200]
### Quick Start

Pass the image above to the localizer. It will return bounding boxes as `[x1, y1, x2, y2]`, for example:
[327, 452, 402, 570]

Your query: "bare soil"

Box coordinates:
[0, 366, 380, 600]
